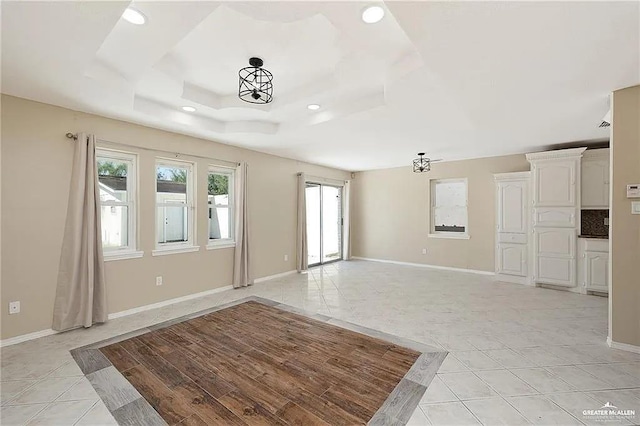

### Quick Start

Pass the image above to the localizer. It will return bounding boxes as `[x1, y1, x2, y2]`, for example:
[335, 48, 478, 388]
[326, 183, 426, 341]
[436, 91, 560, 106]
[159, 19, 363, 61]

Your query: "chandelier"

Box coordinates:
[238, 57, 273, 104]
[412, 153, 442, 173]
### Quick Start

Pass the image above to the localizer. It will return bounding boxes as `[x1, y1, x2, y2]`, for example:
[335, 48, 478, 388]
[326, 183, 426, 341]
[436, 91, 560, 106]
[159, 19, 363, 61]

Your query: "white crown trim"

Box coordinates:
[494, 171, 532, 181]
[526, 147, 587, 161]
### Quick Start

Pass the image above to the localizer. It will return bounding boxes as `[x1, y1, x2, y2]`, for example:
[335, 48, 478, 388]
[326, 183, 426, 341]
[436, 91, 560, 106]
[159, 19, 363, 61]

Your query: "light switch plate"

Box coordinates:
[632, 201, 640, 215]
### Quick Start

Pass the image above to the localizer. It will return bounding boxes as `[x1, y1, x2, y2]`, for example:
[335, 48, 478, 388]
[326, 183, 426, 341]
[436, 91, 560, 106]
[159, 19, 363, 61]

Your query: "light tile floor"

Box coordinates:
[1, 260, 639, 425]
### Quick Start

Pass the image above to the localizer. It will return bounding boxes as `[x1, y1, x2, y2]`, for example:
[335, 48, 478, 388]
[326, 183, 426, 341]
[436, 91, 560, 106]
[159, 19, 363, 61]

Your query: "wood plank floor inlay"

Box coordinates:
[99, 301, 421, 425]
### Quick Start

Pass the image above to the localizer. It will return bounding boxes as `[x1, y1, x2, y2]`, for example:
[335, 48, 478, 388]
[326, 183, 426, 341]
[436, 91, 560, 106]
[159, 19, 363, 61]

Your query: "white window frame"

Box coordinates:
[429, 178, 470, 240]
[207, 166, 236, 250]
[96, 149, 143, 261]
[153, 158, 198, 256]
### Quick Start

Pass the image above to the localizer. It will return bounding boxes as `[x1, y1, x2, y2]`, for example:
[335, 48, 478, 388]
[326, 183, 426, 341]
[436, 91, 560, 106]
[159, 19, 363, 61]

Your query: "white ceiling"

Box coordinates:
[2, 1, 638, 171]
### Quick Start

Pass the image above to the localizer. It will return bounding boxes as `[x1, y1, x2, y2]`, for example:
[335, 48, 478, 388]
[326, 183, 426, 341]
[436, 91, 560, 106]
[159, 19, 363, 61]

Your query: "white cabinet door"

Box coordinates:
[497, 243, 527, 277]
[497, 181, 528, 233]
[585, 251, 608, 292]
[582, 160, 609, 208]
[534, 228, 576, 287]
[536, 256, 576, 287]
[533, 160, 576, 207]
[535, 228, 576, 258]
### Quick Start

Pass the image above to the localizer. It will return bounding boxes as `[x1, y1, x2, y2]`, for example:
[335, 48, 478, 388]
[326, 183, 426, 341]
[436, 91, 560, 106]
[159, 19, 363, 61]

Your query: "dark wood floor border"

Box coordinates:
[70, 296, 448, 426]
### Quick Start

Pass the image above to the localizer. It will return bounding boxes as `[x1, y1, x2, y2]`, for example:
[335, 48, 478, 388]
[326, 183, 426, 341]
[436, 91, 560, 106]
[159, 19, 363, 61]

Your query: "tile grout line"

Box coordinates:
[71, 400, 100, 426]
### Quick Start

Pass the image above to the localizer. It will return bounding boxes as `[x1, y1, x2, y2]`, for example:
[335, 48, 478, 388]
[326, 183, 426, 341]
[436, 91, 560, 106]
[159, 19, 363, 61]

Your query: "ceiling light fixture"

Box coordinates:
[122, 7, 146, 25]
[181, 106, 196, 112]
[307, 104, 320, 111]
[413, 153, 442, 173]
[239, 57, 273, 104]
[362, 6, 384, 24]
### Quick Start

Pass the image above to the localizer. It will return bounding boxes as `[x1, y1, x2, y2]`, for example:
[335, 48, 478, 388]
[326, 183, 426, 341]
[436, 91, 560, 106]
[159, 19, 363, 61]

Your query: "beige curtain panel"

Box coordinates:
[52, 133, 107, 331]
[296, 173, 308, 272]
[233, 162, 252, 288]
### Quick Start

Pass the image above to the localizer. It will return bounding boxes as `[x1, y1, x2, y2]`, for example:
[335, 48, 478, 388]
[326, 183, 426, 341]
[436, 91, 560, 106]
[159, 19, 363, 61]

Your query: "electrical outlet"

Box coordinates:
[284, 254, 289, 262]
[9, 301, 20, 314]
[604, 217, 609, 226]
[156, 276, 163, 286]
[422, 248, 427, 255]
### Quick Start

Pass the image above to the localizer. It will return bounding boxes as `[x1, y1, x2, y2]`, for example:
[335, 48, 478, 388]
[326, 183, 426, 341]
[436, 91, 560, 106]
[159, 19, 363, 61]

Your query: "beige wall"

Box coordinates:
[0, 95, 350, 340]
[610, 85, 640, 348]
[351, 154, 530, 272]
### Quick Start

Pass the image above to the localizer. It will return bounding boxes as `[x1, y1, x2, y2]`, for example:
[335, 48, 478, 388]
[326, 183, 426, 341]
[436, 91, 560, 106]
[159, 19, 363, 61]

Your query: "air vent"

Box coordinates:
[599, 109, 611, 128]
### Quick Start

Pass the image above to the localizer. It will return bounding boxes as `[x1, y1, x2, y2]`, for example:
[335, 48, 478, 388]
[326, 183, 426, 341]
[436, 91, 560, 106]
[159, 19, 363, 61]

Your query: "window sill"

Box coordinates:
[428, 233, 470, 240]
[104, 250, 144, 262]
[152, 245, 200, 257]
[206, 241, 236, 250]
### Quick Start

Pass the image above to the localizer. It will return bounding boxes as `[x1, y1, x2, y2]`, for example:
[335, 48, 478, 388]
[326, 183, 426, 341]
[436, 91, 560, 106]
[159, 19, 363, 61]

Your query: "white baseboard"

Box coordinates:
[254, 269, 297, 283]
[0, 328, 58, 348]
[607, 337, 640, 354]
[352, 256, 495, 276]
[0, 270, 298, 348]
[107, 285, 234, 320]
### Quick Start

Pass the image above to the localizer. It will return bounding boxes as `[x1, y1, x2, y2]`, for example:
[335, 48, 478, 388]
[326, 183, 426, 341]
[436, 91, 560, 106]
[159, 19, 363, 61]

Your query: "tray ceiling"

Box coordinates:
[2, 1, 637, 170]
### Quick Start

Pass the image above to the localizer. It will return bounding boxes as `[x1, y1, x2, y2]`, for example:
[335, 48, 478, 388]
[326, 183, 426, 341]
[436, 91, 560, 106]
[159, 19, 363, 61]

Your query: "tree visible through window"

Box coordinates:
[156, 160, 194, 246]
[97, 151, 137, 253]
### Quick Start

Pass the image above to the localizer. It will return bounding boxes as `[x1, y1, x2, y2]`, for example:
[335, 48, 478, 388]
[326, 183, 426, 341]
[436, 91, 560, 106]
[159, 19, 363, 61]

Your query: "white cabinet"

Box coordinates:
[494, 172, 530, 284]
[535, 228, 576, 258]
[497, 179, 528, 233]
[578, 238, 609, 294]
[497, 243, 528, 277]
[585, 252, 608, 292]
[527, 148, 586, 289]
[581, 149, 610, 209]
[536, 256, 576, 287]
[534, 228, 576, 287]
[532, 160, 577, 207]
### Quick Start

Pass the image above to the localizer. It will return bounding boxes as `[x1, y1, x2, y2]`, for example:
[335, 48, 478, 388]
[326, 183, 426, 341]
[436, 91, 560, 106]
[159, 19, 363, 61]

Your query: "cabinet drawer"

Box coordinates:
[533, 207, 576, 228]
[583, 239, 608, 252]
[498, 233, 527, 244]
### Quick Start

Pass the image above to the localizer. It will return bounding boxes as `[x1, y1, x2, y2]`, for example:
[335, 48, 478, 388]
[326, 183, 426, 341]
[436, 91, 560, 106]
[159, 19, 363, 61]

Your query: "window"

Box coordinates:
[430, 178, 469, 239]
[154, 159, 197, 255]
[97, 150, 142, 259]
[207, 167, 235, 248]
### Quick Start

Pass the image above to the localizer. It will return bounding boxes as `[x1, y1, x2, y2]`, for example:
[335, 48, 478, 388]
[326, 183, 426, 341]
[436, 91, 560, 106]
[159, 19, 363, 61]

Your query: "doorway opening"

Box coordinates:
[306, 183, 343, 266]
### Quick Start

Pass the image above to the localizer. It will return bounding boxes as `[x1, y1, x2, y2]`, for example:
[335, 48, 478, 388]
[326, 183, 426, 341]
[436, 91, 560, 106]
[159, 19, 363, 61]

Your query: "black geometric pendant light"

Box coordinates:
[238, 57, 273, 104]
[413, 153, 442, 173]
[413, 153, 431, 173]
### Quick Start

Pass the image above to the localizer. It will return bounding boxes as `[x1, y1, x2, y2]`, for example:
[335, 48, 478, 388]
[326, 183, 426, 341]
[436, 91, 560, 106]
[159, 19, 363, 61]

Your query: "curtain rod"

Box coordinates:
[65, 132, 240, 167]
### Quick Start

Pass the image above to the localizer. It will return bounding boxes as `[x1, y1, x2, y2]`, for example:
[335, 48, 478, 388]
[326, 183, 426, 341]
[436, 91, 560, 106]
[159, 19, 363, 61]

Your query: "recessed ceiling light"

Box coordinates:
[181, 106, 196, 112]
[362, 6, 384, 24]
[307, 104, 321, 111]
[122, 7, 146, 25]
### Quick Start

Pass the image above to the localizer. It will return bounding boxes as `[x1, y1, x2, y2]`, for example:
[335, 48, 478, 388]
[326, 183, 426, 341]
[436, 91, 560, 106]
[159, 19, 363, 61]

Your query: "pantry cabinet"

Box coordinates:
[494, 172, 530, 284]
[581, 149, 610, 209]
[527, 148, 586, 288]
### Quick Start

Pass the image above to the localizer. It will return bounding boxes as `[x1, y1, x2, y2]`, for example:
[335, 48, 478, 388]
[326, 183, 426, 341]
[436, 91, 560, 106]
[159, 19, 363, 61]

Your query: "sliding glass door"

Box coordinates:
[306, 183, 343, 266]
